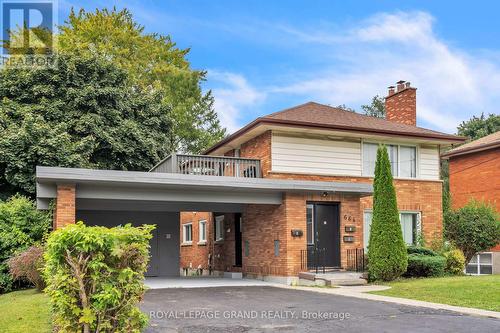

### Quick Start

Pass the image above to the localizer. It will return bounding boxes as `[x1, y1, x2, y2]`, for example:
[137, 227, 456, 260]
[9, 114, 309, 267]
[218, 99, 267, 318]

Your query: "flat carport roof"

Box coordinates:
[36, 166, 373, 212]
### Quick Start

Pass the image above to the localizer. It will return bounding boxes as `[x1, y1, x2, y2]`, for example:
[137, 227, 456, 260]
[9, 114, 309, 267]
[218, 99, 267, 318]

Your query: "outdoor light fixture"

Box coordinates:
[321, 191, 328, 197]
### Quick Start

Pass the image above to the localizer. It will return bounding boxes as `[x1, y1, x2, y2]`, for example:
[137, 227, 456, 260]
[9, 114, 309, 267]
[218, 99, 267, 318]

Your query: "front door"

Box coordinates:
[314, 203, 340, 268]
[234, 213, 242, 267]
[146, 227, 159, 276]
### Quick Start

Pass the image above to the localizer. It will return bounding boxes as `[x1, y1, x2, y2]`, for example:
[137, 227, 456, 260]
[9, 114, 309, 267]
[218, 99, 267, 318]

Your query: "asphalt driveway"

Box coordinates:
[141, 286, 499, 333]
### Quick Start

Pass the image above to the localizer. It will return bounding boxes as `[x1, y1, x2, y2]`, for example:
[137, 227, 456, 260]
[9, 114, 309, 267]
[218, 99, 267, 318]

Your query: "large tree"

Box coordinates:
[457, 113, 500, 141]
[57, 8, 226, 153]
[361, 95, 385, 118]
[368, 145, 408, 281]
[0, 54, 171, 196]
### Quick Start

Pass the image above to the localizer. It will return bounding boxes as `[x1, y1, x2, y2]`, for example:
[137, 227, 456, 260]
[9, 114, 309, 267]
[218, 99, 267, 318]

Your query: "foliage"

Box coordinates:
[407, 246, 437, 256]
[457, 113, 500, 141]
[335, 104, 356, 112]
[404, 254, 446, 278]
[368, 145, 408, 281]
[0, 289, 51, 333]
[0, 54, 171, 196]
[57, 8, 226, 153]
[7, 245, 45, 291]
[0, 195, 51, 293]
[44, 222, 155, 333]
[442, 248, 466, 276]
[361, 95, 385, 118]
[444, 200, 500, 263]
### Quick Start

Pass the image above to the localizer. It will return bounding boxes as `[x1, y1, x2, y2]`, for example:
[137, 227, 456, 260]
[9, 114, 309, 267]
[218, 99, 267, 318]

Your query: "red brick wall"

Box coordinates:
[54, 184, 76, 229]
[449, 148, 500, 252]
[449, 148, 500, 212]
[385, 87, 417, 126]
[240, 130, 272, 176]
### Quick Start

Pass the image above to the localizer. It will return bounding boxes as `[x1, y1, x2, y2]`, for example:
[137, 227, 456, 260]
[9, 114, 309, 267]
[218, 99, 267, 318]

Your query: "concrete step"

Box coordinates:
[298, 271, 367, 287]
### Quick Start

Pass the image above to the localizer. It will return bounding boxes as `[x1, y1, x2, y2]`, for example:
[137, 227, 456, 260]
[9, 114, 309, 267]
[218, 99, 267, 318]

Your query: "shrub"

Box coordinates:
[0, 195, 51, 293]
[405, 254, 446, 278]
[7, 245, 45, 291]
[407, 246, 438, 256]
[444, 200, 500, 263]
[443, 248, 466, 275]
[368, 145, 408, 281]
[44, 222, 155, 333]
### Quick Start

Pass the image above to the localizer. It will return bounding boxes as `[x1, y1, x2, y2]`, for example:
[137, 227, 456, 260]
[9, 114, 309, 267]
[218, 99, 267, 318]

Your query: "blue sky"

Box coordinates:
[59, 1, 500, 133]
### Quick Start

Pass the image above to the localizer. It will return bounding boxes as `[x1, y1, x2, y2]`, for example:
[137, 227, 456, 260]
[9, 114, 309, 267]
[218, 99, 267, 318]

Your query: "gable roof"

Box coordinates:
[205, 101, 465, 154]
[441, 130, 500, 158]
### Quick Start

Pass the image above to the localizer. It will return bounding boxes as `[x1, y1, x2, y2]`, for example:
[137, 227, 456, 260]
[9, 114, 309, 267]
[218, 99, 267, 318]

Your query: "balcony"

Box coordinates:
[150, 153, 262, 178]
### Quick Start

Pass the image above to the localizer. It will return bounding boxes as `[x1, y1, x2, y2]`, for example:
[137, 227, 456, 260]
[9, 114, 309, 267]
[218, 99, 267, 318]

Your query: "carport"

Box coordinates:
[36, 166, 372, 278]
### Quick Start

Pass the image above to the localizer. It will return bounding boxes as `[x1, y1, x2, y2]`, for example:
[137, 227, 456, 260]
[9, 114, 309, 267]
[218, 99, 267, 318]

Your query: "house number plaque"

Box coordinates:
[343, 214, 356, 222]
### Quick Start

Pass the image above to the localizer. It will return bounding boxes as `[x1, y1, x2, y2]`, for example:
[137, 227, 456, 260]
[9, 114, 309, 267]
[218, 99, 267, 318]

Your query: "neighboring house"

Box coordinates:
[442, 131, 500, 275]
[36, 80, 464, 284]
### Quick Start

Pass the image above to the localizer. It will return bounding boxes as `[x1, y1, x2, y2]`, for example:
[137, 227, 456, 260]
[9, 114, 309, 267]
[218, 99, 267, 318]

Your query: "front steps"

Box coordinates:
[298, 271, 367, 286]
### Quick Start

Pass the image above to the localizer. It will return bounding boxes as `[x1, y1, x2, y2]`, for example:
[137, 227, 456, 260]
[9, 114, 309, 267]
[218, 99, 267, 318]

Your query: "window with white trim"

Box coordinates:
[363, 211, 420, 249]
[362, 143, 416, 178]
[215, 215, 224, 241]
[183, 223, 192, 244]
[198, 220, 207, 243]
[306, 204, 314, 245]
[466, 253, 492, 275]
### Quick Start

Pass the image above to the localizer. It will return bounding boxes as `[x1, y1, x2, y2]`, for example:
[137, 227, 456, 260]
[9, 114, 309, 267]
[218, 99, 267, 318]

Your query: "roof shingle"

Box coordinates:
[442, 130, 500, 158]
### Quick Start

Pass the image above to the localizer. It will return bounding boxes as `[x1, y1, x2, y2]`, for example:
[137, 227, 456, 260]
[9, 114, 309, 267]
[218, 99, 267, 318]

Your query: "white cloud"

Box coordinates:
[208, 70, 265, 132]
[270, 11, 500, 132]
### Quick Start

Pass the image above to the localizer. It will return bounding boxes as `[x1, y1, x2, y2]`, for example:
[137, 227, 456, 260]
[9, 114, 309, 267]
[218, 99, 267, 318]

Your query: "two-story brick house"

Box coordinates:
[37, 81, 465, 283]
[178, 81, 465, 280]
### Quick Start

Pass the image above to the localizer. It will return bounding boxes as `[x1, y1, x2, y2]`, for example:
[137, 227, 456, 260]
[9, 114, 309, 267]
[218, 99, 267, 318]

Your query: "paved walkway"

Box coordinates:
[145, 276, 277, 289]
[282, 284, 500, 319]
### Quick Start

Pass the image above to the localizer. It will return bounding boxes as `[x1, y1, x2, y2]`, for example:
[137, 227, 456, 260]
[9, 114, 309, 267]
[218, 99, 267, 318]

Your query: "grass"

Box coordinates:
[371, 275, 500, 312]
[0, 289, 51, 333]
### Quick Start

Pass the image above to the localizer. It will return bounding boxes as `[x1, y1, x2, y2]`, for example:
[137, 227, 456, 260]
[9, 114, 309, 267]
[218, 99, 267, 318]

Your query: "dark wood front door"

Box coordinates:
[234, 213, 242, 267]
[314, 203, 340, 268]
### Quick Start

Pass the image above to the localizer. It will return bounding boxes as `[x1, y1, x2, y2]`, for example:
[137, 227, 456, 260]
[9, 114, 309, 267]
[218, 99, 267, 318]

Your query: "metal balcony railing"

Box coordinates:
[150, 153, 262, 178]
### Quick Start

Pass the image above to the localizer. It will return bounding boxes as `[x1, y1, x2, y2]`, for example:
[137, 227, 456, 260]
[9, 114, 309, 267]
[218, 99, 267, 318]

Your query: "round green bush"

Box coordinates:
[443, 248, 465, 275]
[44, 222, 155, 333]
[407, 246, 438, 256]
[404, 254, 446, 278]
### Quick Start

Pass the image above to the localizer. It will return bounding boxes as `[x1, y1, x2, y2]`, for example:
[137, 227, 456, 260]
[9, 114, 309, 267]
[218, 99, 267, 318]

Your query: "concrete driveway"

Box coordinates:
[141, 286, 499, 333]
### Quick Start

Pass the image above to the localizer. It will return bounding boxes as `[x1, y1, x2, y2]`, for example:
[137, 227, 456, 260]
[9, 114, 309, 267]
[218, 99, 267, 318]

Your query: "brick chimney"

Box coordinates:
[385, 80, 417, 126]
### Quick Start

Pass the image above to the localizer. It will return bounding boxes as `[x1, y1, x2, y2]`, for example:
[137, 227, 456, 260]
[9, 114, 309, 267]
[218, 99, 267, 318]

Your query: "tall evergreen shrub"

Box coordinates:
[368, 145, 408, 280]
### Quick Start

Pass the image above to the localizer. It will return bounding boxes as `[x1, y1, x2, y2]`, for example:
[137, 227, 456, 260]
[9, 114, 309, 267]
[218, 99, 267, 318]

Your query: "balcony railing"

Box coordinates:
[150, 153, 262, 178]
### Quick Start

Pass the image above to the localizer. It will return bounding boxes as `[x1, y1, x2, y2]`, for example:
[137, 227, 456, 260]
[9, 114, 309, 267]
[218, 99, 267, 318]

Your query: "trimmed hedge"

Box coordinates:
[404, 254, 446, 278]
[44, 222, 155, 333]
[407, 246, 438, 257]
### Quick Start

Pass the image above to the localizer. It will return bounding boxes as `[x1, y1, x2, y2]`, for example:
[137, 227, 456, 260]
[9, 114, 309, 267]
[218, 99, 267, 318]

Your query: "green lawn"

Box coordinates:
[0, 289, 51, 333]
[371, 275, 500, 312]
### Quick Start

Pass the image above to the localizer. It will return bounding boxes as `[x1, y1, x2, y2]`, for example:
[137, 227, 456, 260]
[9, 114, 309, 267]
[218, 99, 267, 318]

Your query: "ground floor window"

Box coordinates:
[199, 220, 207, 243]
[364, 211, 421, 249]
[466, 253, 492, 275]
[215, 215, 224, 241]
[183, 223, 192, 244]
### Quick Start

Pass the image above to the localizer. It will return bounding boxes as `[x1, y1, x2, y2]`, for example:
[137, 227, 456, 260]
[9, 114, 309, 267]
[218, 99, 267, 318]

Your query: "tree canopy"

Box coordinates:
[57, 8, 226, 153]
[0, 54, 171, 196]
[361, 95, 385, 118]
[457, 113, 500, 141]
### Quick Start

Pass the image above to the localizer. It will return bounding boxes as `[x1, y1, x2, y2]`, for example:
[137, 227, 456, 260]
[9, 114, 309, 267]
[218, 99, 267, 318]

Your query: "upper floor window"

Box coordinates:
[363, 143, 416, 178]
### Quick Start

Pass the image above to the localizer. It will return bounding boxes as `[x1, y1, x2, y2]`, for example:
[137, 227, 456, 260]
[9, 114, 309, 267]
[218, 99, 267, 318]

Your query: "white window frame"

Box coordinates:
[363, 210, 421, 249]
[198, 220, 207, 244]
[361, 140, 419, 179]
[215, 215, 224, 241]
[182, 223, 192, 244]
[466, 252, 493, 275]
[306, 204, 315, 245]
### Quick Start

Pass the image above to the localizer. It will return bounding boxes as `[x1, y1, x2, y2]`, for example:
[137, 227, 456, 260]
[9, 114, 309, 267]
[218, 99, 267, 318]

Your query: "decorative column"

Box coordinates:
[53, 184, 76, 229]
